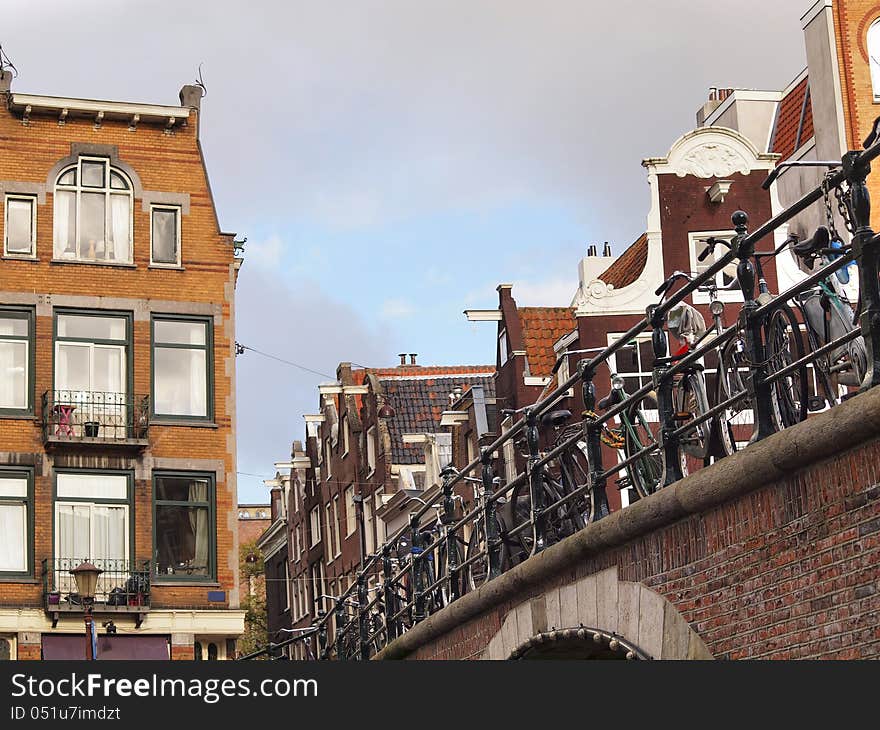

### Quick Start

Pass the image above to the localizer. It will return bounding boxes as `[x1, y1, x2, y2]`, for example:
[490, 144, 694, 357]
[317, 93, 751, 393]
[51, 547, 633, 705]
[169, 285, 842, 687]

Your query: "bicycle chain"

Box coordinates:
[582, 410, 625, 448]
[823, 174, 854, 239]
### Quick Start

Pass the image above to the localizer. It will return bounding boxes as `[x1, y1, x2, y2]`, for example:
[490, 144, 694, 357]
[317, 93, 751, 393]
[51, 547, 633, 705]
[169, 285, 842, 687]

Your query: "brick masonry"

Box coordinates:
[393, 387, 880, 660]
[0, 82, 243, 656]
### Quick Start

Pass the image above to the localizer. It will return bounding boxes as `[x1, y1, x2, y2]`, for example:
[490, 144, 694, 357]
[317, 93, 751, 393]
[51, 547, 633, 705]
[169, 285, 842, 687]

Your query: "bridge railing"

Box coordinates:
[242, 118, 880, 661]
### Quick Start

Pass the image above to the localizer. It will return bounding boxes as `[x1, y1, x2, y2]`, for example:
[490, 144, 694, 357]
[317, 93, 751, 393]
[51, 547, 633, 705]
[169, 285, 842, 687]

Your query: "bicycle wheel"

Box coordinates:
[673, 371, 712, 466]
[622, 396, 665, 498]
[717, 335, 752, 456]
[559, 443, 596, 524]
[436, 536, 465, 606]
[765, 305, 808, 429]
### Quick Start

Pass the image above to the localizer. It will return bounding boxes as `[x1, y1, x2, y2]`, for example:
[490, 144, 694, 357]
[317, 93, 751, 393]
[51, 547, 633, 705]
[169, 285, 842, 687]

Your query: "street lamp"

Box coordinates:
[70, 561, 103, 660]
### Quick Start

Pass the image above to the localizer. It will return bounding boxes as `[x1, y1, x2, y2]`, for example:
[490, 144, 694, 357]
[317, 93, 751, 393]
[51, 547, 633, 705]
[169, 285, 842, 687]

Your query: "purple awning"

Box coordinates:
[42, 634, 170, 660]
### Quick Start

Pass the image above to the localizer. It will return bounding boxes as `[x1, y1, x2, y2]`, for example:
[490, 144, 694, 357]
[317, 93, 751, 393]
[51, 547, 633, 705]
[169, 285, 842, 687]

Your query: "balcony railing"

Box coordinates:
[42, 558, 151, 623]
[41, 390, 149, 448]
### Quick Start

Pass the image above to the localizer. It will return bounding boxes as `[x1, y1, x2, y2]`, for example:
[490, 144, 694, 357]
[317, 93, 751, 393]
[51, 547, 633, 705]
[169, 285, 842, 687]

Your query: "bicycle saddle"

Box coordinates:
[792, 226, 829, 257]
[541, 409, 571, 428]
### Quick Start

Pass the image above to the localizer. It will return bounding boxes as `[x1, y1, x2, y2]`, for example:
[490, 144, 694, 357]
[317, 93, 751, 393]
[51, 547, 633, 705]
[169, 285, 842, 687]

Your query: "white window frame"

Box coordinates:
[53, 156, 134, 264]
[499, 328, 509, 364]
[688, 230, 742, 305]
[324, 502, 334, 562]
[870, 19, 880, 102]
[606, 332, 661, 422]
[366, 426, 377, 476]
[309, 506, 321, 547]
[149, 204, 182, 268]
[344, 486, 356, 537]
[4, 194, 37, 258]
[325, 440, 332, 479]
[341, 414, 350, 456]
[332, 495, 341, 557]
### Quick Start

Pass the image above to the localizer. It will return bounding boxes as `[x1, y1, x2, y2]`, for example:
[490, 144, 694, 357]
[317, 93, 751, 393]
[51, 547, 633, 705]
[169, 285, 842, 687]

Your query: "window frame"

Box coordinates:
[4, 194, 37, 258]
[53, 307, 133, 410]
[52, 468, 135, 573]
[53, 156, 134, 265]
[150, 314, 214, 423]
[0, 306, 35, 417]
[870, 18, 880, 102]
[309, 506, 321, 547]
[332, 495, 341, 557]
[366, 426, 377, 476]
[151, 470, 217, 583]
[688, 230, 742, 305]
[0, 466, 34, 579]
[344, 485, 356, 537]
[149, 204, 182, 268]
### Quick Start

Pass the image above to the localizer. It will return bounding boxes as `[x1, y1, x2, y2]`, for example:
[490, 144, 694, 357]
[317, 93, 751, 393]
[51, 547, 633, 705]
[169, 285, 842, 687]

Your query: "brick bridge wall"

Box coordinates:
[377, 385, 880, 660]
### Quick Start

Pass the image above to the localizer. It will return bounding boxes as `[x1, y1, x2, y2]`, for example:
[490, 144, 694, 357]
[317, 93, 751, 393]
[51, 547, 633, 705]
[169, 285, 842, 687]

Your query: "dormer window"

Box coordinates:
[53, 157, 133, 264]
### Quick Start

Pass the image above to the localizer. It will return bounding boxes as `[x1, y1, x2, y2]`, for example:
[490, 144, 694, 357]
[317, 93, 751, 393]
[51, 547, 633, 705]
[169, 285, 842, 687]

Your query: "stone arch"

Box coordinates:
[481, 566, 712, 660]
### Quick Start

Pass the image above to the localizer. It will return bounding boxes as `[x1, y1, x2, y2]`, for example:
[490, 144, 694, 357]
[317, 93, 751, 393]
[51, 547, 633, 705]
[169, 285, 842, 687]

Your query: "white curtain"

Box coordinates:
[0, 504, 26, 572]
[0, 340, 26, 409]
[54, 190, 73, 257]
[55, 504, 90, 594]
[188, 481, 209, 574]
[190, 350, 207, 416]
[109, 195, 130, 263]
[91, 506, 126, 596]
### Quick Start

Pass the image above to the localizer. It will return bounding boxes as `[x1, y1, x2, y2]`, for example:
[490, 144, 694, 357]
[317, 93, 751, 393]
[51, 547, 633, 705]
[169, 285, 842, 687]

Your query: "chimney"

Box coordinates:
[603, 242, 612, 257]
[409, 353, 418, 366]
[587, 244, 598, 257]
[179, 84, 203, 111]
[398, 353, 407, 366]
[0, 68, 12, 96]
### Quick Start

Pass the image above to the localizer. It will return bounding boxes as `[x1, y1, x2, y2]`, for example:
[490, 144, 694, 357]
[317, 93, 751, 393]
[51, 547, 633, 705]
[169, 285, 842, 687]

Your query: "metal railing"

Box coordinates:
[42, 558, 151, 610]
[41, 390, 150, 443]
[242, 120, 880, 661]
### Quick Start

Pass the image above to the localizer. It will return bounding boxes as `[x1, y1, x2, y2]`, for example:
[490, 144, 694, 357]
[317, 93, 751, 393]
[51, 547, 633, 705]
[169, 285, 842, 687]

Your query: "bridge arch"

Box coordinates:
[482, 567, 712, 660]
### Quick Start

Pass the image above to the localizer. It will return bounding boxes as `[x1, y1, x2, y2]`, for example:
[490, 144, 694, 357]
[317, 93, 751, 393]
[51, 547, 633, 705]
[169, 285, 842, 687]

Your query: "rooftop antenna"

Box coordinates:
[0, 44, 19, 78]
[194, 62, 207, 98]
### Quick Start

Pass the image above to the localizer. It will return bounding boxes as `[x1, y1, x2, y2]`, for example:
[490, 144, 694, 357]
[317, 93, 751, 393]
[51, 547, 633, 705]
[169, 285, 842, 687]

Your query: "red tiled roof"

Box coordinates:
[377, 371, 495, 463]
[597, 233, 648, 290]
[518, 307, 576, 377]
[770, 75, 813, 162]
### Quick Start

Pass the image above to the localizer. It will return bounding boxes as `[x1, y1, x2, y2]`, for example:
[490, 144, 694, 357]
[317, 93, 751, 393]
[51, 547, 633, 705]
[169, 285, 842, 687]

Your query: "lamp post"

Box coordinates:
[70, 561, 102, 660]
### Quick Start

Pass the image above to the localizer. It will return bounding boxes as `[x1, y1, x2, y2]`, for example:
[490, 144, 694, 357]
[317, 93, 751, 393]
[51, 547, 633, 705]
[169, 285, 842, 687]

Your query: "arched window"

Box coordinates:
[54, 157, 133, 263]
[869, 19, 880, 101]
[207, 642, 218, 660]
[194, 641, 203, 661]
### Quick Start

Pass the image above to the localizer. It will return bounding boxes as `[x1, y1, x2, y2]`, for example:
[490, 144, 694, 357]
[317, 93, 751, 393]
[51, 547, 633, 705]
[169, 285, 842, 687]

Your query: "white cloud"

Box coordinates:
[243, 233, 285, 270]
[380, 298, 416, 319]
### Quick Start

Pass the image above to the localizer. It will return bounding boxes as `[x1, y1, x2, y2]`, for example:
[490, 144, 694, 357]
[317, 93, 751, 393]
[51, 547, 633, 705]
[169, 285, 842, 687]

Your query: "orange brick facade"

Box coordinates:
[833, 0, 880, 226]
[0, 74, 244, 659]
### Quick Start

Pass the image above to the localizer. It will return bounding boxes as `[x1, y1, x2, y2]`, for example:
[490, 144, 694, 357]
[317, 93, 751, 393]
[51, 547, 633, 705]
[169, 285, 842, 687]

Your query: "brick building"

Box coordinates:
[0, 70, 244, 660]
[271, 357, 493, 657]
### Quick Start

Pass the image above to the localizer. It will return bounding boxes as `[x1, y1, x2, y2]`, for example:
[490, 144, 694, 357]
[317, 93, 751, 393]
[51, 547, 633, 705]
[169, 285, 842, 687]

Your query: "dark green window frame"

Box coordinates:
[51, 307, 134, 400]
[51, 468, 135, 568]
[152, 471, 216, 582]
[0, 465, 34, 579]
[150, 314, 214, 423]
[0, 305, 35, 418]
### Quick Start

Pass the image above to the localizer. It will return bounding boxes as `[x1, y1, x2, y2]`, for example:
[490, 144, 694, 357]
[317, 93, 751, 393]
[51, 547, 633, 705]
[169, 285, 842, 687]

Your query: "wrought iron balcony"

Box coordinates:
[42, 558, 151, 627]
[41, 390, 149, 450]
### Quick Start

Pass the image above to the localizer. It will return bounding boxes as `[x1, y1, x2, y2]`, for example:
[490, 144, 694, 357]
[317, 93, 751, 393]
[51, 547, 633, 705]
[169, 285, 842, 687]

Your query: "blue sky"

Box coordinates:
[7, 0, 810, 501]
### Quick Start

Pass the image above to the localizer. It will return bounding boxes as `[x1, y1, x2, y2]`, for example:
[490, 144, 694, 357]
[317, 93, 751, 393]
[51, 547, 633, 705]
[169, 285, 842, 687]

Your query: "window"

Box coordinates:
[54, 472, 131, 597]
[53, 157, 132, 264]
[366, 426, 377, 475]
[0, 469, 31, 575]
[54, 311, 130, 433]
[689, 231, 741, 304]
[309, 506, 321, 547]
[4, 195, 36, 257]
[341, 414, 350, 455]
[0, 308, 33, 413]
[332, 495, 341, 556]
[150, 205, 181, 266]
[324, 440, 332, 479]
[324, 502, 335, 561]
[870, 19, 880, 101]
[153, 473, 215, 580]
[152, 316, 212, 420]
[499, 328, 509, 364]
[344, 486, 356, 536]
[364, 498, 375, 556]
